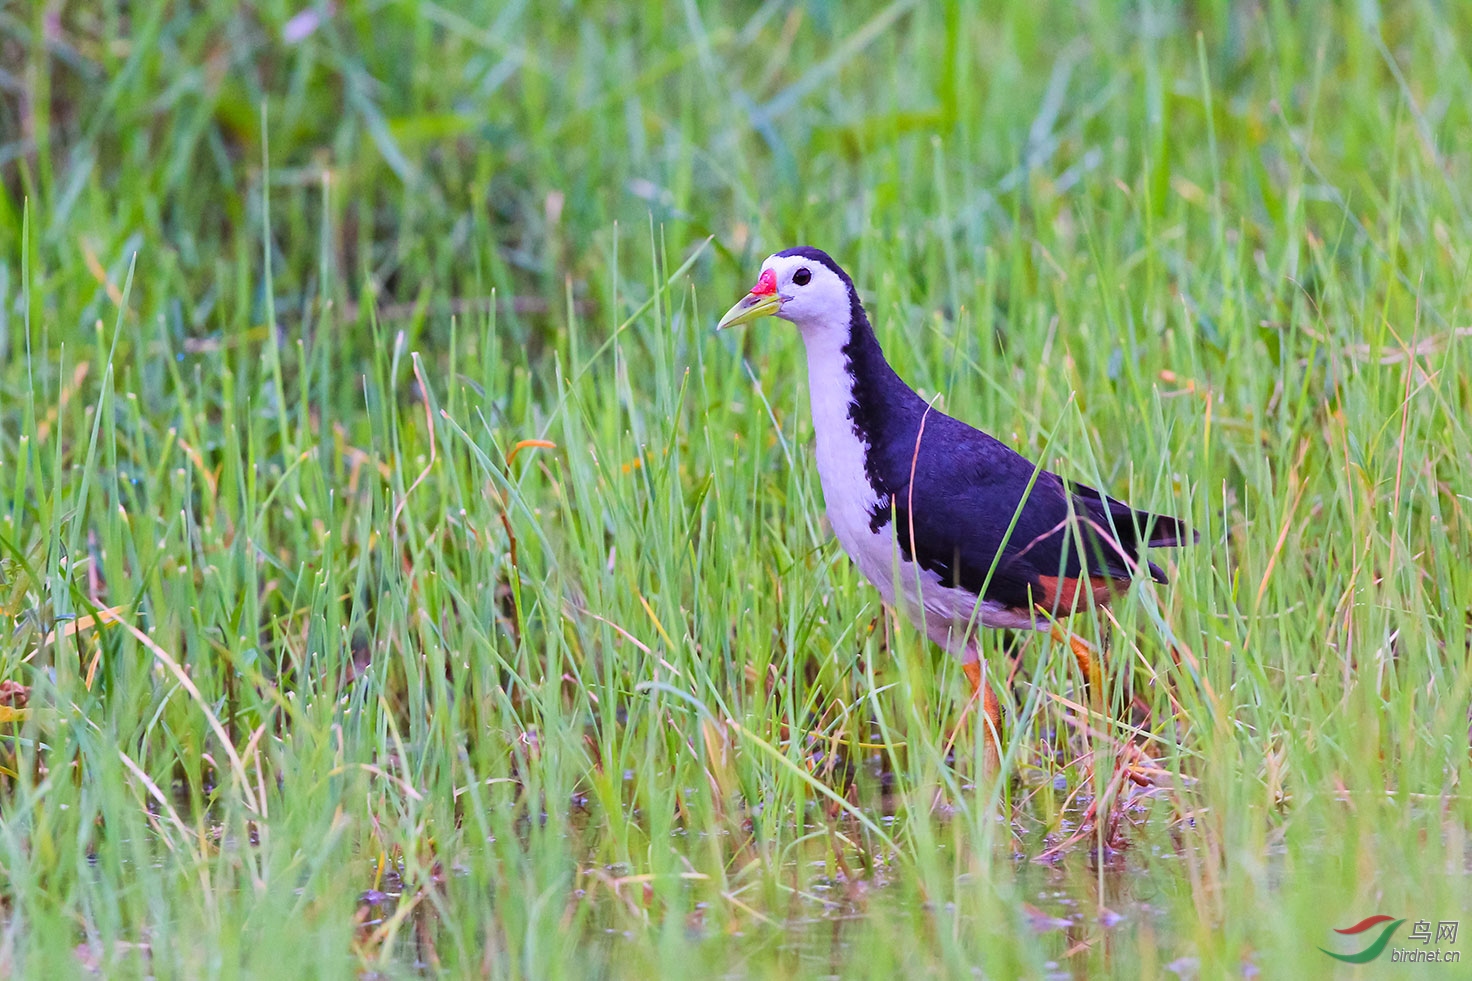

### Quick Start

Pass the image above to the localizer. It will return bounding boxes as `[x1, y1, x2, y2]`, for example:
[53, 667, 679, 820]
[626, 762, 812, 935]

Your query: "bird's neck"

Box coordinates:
[799, 298, 917, 449]
[798, 295, 922, 526]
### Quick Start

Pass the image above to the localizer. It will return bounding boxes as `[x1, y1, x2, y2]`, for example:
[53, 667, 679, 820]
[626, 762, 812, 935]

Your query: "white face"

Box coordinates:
[759, 253, 852, 336]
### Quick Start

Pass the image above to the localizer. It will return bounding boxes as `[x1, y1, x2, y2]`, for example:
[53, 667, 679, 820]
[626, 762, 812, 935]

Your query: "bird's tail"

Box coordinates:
[1068, 481, 1196, 583]
[1133, 510, 1195, 549]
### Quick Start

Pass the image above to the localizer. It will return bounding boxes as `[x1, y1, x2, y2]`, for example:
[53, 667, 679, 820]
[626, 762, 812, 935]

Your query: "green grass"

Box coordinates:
[3, 0, 1472, 976]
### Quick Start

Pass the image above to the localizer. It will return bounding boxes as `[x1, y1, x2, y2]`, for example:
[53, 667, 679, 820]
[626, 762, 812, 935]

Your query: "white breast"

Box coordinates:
[799, 329, 1034, 656]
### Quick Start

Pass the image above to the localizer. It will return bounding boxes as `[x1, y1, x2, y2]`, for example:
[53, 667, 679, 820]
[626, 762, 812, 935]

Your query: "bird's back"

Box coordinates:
[841, 326, 1190, 616]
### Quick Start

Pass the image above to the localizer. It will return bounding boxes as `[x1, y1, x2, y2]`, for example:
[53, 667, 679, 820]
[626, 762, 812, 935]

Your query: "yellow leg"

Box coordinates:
[1037, 618, 1162, 788]
[1046, 619, 1103, 694]
[963, 658, 1002, 777]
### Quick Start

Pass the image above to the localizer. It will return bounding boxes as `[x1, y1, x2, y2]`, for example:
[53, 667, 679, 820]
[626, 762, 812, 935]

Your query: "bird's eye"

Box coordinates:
[792, 267, 812, 286]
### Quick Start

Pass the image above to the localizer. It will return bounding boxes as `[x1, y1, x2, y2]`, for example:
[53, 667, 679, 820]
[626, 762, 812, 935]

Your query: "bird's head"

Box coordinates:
[716, 247, 854, 337]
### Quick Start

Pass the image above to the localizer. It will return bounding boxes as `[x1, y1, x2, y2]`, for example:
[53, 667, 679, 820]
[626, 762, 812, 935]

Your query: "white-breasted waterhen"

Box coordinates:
[717, 246, 1194, 772]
